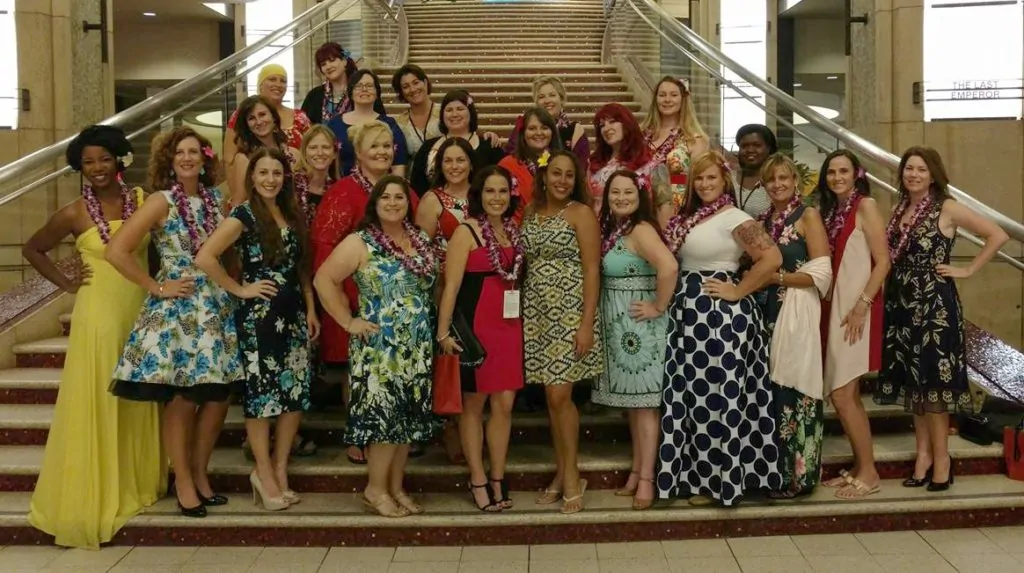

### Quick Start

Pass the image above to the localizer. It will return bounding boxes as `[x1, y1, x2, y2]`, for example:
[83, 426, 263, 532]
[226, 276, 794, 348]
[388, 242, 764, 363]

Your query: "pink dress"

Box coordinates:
[454, 230, 525, 394]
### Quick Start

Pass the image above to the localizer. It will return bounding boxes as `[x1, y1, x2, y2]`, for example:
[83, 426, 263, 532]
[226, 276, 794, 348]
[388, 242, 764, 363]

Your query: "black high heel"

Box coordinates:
[490, 477, 513, 510]
[902, 466, 933, 488]
[178, 500, 208, 518]
[198, 492, 228, 506]
[469, 482, 502, 512]
[927, 460, 955, 491]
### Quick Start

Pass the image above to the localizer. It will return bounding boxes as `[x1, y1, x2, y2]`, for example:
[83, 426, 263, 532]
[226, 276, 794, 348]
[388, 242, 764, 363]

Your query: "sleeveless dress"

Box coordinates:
[593, 236, 666, 408]
[29, 191, 166, 549]
[112, 189, 244, 403]
[759, 206, 823, 495]
[521, 204, 604, 385]
[876, 202, 970, 413]
[433, 188, 468, 251]
[231, 203, 312, 419]
[454, 224, 525, 394]
[646, 129, 692, 208]
[344, 229, 438, 445]
[822, 196, 883, 394]
[657, 208, 781, 506]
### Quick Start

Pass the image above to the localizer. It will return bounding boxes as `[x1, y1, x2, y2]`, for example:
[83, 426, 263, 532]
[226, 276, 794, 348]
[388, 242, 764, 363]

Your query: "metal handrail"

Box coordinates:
[630, 0, 1024, 244]
[0, 0, 376, 189]
[609, 0, 1024, 271]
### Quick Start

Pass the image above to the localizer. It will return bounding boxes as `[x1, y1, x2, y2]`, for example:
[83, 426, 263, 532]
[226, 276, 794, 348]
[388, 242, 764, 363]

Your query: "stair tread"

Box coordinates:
[0, 369, 62, 388]
[0, 474, 1019, 527]
[0, 433, 1001, 476]
[11, 337, 68, 354]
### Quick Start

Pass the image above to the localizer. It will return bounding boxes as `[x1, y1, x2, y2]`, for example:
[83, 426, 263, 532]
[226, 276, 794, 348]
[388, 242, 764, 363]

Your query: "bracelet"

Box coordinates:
[859, 293, 873, 306]
[777, 269, 785, 286]
[157, 283, 164, 297]
[437, 333, 452, 343]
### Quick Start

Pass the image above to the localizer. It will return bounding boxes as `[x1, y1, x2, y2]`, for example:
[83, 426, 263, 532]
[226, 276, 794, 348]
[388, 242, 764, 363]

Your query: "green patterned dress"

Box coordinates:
[593, 236, 666, 408]
[521, 204, 604, 386]
[760, 205, 823, 495]
[343, 229, 438, 446]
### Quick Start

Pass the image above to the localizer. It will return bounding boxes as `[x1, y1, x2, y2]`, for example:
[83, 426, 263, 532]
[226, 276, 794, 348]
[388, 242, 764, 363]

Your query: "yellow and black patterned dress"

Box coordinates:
[521, 203, 604, 386]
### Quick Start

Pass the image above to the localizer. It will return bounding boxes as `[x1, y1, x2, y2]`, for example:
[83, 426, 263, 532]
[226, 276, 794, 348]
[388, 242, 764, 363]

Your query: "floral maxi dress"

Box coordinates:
[232, 203, 312, 419]
[344, 229, 438, 446]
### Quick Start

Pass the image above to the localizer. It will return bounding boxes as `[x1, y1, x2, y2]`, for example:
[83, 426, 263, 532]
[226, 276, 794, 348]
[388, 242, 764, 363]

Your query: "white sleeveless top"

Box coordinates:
[677, 208, 752, 272]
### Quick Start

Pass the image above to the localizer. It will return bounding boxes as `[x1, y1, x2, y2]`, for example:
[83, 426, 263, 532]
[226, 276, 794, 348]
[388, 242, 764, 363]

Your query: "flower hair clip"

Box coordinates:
[720, 160, 733, 174]
[537, 150, 550, 168]
[636, 173, 652, 193]
[509, 175, 521, 198]
[856, 166, 866, 179]
[119, 152, 134, 168]
[677, 78, 690, 94]
[341, 48, 352, 60]
[465, 95, 474, 106]
[202, 146, 215, 159]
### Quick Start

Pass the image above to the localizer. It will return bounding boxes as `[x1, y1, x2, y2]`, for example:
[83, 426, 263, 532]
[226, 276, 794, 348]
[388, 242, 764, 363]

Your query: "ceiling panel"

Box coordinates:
[113, 0, 232, 22]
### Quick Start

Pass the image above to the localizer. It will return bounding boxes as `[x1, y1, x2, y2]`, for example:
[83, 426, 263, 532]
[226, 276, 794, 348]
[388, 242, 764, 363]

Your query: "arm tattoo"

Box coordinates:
[735, 221, 777, 253]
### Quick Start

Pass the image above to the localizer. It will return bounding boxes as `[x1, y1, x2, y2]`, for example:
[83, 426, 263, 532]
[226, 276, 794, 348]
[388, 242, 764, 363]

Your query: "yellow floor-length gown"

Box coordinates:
[28, 193, 167, 549]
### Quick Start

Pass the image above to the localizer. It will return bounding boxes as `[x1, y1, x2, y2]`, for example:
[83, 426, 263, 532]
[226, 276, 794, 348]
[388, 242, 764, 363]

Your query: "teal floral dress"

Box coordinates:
[231, 203, 312, 419]
[593, 236, 666, 408]
[112, 189, 244, 403]
[344, 229, 438, 446]
[759, 205, 823, 495]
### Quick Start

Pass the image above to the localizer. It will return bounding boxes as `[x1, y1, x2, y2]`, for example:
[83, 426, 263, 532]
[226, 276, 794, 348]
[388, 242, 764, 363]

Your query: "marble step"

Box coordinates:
[2, 474, 1022, 546]
[376, 72, 626, 84]
[408, 38, 604, 47]
[375, 64, 619, 74]
[404, 54, 603, 64]
[0, 431, 1002, 494]
[382, 102, 638, 116]
[380, 92, 636, 106]
[0, 369, 61, 404]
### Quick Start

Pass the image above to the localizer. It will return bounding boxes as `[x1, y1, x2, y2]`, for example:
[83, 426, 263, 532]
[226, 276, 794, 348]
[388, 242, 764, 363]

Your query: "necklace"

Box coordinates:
[171, 182, 220, 254]
[367, 220, 436, 279]
[644, 127, 681, 164]
[886, 194, 934, 262]
[824, 193, 860, 253]
[351, 168, 374, 196]
[477, 215, 524, 282]
[408, 102, 434, 145]
[83, 180, 136, 244]
[758, 193, 803, 242]
[664, 193, 734, 252]
[601, 218, 633, 257]
[321, 81, 349, 123]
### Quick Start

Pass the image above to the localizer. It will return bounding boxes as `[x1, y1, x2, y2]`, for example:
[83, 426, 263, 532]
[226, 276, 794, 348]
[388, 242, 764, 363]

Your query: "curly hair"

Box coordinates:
[66, 125, 133, 173]
[244, 147, 310, 273]
[148, 127, 218, 191]
[233, 95, 287, 156]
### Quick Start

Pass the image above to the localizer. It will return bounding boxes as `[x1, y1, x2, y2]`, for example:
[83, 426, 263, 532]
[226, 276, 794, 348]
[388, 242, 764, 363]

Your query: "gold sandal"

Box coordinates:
[361, 493, 410, 518]
[535, 482, 562, 505]
[835, 476, 880, 500]
[632, 476, 655, 511]
[392, 490, 424, 515]
[823, 469, 852, 488]
[560, 479, 588, 514]
[615, 471, 640, 497]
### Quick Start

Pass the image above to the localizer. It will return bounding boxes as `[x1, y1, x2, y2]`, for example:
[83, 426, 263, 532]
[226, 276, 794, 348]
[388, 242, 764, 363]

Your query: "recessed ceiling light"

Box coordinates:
[143, 11, 156, 16]
[826, 75, 838, 80]
[793, 83, 803, 88]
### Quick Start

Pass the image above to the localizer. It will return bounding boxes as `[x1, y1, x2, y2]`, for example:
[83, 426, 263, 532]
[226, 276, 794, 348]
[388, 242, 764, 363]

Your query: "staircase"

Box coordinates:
[379, 0, 642, 143]
[1, 311, 1023, 546]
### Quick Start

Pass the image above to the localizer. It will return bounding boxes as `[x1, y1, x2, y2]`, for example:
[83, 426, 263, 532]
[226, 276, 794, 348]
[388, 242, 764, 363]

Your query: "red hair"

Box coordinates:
[589, 103, 651, 174]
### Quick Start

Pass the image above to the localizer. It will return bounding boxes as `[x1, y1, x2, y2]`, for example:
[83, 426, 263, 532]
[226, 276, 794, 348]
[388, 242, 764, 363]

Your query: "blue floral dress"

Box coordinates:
[231, 203, 312, 419]
[344, 229, 438, 446]
[112, 189, 244, 403]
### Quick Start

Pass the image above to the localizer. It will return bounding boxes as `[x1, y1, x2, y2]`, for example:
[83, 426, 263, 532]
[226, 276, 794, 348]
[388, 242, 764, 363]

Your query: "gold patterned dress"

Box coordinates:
[29, 191, 166, 549]
[521, 204, 604, 385]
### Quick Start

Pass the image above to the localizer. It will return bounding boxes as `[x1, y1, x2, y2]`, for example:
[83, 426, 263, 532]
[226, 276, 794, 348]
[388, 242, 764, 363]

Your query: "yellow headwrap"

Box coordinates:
[258, 64, 288, 89]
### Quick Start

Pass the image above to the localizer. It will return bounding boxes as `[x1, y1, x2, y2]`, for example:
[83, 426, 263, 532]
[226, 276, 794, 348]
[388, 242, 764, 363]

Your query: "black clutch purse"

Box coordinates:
[451, 309, 487, 368]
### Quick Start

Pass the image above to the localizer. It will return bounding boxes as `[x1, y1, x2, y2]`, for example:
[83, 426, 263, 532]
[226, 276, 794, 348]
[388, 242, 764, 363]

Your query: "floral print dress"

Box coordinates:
[344, 229, 438, 446]
[759, 205, 823, 495]
[231, 203, 312, 419]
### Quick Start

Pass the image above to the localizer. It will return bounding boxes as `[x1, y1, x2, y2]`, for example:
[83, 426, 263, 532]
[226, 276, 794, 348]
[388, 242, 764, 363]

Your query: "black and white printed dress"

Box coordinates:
[657, 207, 782, 506]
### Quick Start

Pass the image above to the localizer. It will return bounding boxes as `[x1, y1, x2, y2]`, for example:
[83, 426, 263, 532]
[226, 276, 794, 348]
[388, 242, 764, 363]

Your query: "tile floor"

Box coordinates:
[3, 527, 1024, 572]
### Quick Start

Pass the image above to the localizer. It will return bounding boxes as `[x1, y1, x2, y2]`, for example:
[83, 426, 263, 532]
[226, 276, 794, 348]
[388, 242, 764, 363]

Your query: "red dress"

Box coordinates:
[454, 232, 525, 394]
[433, 188, 468, 244]
[311, 175, 419, 363]
[229, 108, 312, 150]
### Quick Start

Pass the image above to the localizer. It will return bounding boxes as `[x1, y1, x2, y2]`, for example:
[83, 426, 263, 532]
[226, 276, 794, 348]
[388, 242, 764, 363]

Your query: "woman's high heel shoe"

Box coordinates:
[927, 461, 954, 492]
[250, 471, 290, 511]
[469, 483, 502, 512]
[614, 471, 639, 497]
[178, 500, 207, 518]
[490, 477, 513, 510]
[902, 466, 933, 488]
[198, 492, 229, 506]
[282, 489, 301, 505]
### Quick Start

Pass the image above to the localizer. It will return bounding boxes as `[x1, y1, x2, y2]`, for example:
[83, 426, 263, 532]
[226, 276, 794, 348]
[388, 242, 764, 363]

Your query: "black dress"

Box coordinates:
[875, 201, 971, 414]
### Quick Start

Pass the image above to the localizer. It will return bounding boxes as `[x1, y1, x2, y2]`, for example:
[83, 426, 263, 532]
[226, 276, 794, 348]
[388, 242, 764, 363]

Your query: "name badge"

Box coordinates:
[503, 289, 521, 319]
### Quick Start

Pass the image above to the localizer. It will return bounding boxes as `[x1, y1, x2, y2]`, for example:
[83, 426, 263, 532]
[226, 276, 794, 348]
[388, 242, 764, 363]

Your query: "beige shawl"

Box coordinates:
[770, 256, 832, 400]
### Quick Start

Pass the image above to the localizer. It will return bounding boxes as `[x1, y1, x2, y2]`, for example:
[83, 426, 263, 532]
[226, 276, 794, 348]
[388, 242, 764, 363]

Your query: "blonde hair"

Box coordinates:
[640, 75, 707, 144]
[347, 120, 393, 154]
[532, 76, 567, 104]
[299, 124, 340, 180]
[760, 153, 799, 183]
[682, 150, 735, 215]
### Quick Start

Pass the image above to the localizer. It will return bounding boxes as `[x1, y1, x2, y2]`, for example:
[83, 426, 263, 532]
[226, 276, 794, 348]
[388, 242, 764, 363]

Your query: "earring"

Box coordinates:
[200, 167, 206, 175]
[170, 169, 176, 178]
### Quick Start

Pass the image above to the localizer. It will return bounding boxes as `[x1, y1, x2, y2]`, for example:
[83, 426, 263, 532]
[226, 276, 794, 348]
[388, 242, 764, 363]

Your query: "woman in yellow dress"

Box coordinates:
[22, 125, 166, 549]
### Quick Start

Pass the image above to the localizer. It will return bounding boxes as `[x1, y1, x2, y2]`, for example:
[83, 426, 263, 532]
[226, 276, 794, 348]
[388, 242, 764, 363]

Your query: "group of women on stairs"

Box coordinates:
[18, 39, 1010, 547]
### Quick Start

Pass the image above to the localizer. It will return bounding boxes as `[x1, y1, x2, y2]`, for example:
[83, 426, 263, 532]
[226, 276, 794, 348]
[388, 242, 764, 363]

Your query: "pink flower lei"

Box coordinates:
[83, 180, 136, 244]
[886, 194, 934, 262]
[367, 220, 437, 279]
[351, 168, 374, 196]
[758, 192, 803, 242]
[477, 214, 525, 282]
[555, 111, 571, 130]
[824, 193, 860, 253]
[295, 172, 334, 223]
[171, 181, 220, 254]
[664, 192, 734, 252]
[601, 218, 634, 257]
